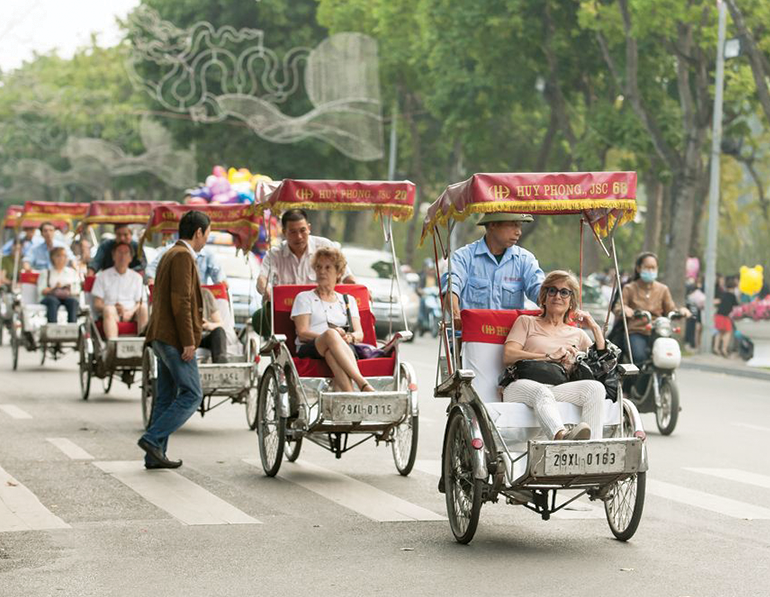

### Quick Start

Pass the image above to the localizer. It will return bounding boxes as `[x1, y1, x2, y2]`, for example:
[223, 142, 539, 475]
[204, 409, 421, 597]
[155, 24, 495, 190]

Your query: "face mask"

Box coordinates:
[640, 270, 657, 283]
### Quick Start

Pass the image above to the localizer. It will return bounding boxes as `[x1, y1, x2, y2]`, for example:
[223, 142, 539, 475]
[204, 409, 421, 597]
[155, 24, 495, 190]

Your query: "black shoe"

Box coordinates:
[138, 438, 181, 468]
[145, 459, 182, 470]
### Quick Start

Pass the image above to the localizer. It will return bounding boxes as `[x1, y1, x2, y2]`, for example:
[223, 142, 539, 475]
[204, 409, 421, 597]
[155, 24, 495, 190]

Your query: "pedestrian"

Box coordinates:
[714, 276, 739, 358]
[137, 210, 210, 469]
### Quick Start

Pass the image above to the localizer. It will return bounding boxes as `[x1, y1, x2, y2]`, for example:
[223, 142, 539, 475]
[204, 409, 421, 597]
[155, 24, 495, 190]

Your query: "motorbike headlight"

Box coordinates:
[653, 318, 672, 337]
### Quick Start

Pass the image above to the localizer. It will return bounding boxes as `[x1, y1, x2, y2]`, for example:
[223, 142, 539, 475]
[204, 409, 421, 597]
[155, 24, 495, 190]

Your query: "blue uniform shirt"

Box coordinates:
[22, 239, 75, 271]
[146, 243, 225, 284]
[443, 237, 544, 310]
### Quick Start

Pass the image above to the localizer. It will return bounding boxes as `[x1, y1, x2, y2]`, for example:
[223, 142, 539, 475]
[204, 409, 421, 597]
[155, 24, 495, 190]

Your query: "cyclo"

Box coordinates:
[9, 201, 89, 370]
[423, 172, 648, 544]
[139, 203, 261, 430]
[78, 201, 169, 400]
[1, 205, 24, 345]
[254, 179, 419, 477]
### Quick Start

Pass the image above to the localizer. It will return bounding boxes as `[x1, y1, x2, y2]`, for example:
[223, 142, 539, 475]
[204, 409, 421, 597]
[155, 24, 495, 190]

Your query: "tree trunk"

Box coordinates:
[643, 174, 663, 254]
[402, 92, 428, 268]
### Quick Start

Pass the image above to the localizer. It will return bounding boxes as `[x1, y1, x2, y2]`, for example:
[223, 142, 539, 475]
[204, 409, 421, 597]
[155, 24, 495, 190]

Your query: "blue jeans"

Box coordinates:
[41, 295, 78, 323]
[628, 333, 650, 365]
[140, 340, 202, 465]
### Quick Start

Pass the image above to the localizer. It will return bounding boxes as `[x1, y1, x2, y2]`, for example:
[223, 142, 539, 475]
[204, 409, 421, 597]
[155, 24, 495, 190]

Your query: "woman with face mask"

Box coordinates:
[613, 252, 688, 365]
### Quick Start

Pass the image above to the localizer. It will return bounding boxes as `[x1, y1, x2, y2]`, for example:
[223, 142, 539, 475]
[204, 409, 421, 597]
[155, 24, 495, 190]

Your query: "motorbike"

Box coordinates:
[625, 310, 685, 436]
[417, 285, 441, 338]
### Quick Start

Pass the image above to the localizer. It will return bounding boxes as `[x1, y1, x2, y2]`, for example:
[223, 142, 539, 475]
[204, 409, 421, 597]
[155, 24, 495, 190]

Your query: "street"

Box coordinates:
[1, 334, 769, 597]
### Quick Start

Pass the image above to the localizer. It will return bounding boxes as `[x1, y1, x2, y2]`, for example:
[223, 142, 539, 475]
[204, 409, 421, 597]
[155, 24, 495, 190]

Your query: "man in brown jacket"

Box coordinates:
[138, 210, 210, 469]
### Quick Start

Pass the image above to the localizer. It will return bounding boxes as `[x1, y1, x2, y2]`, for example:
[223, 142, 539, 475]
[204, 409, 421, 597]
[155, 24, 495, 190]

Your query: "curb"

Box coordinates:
[680, 360, 770, 382]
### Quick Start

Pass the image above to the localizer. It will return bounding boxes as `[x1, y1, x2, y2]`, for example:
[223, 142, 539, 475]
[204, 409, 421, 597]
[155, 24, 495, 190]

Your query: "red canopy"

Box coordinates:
[421, 172, 637, 241]
[78, 201, 178, 230]
[2, 205, 24, 229]
[17, 201, 90, 231]
[142, 203, 262, 251]
[258, 179, 416, 221]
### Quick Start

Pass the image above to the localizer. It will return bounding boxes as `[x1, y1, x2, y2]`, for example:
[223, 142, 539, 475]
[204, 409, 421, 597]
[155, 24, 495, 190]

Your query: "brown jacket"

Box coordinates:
[145, 241, 203, 350]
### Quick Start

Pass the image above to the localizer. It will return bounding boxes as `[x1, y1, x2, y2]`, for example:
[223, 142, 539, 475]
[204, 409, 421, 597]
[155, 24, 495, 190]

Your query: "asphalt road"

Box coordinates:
[1, 333, 769, 597]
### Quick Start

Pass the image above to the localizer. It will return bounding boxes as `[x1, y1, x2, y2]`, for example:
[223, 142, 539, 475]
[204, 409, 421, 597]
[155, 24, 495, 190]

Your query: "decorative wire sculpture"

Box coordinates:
[125, 7, 384, 161]
[2, 158, 109, 198]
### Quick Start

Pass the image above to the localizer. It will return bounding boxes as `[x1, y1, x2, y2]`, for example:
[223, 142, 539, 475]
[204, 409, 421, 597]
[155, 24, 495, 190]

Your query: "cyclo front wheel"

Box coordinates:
[141, 347, 157, 430]
[604, 402, 646, 541]
[443, 409, 483, 544]
[10, 313, 19, 371]
[655, 376, 679, 436]
[257, 366, 285, 476]
[78, 327, 92, 400]
[392, 364, 419, 476]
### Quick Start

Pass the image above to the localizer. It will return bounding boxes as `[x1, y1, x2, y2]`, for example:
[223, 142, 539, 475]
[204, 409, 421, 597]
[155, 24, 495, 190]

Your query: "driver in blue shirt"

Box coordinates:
[444, 212, 544, 328]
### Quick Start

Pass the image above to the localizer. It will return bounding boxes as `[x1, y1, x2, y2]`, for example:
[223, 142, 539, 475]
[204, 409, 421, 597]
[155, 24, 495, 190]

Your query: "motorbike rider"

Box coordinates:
[613, 252, 689, 390]
[443, 213, 544, 329]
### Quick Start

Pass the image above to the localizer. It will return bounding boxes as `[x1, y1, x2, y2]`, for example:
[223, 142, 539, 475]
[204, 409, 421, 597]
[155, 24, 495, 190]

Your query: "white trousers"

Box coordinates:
[502, 379, 606, 439]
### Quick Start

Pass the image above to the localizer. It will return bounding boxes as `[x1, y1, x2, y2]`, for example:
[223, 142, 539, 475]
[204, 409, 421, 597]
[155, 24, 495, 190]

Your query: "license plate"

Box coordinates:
[44, 325, 78, 340]
[544, 443, 626, 476]
[116, 341, 143, 359]
[200, 368, 249, 388]
[331, 397, 405, 422]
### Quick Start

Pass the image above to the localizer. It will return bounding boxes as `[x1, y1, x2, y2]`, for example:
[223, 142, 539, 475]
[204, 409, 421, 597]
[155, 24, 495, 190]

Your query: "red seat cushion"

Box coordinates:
[461, 309, 542, 344]
[20, 272, 39, 285]
[83, 275, 96, 292]
[274, 284, 385, 378]
[96, 320, 138, 337]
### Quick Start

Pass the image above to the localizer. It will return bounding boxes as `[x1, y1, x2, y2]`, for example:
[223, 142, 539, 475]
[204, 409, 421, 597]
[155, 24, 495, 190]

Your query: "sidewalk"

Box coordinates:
[681, 352, 770, 382]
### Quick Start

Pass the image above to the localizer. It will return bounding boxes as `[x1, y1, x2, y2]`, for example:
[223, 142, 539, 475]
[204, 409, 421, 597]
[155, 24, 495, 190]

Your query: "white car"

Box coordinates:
[205, 244, 261, 329]
[344, 247, 419, 338]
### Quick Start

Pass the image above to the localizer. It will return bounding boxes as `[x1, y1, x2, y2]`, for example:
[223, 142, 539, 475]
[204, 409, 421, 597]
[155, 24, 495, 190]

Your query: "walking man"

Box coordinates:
[138, 210, 210, 469]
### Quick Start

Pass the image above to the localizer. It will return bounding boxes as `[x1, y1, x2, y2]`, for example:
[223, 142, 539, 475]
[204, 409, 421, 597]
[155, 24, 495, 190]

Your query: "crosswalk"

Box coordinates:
[1, 437, 770, 533]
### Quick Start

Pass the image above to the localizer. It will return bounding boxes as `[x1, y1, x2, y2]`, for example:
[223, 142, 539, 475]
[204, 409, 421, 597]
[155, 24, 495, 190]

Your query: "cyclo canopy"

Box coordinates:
[77, 200, 178, 232]
[15, 201, 90, 232]
[421, 171, 637, 242]
[256, 179, 416, 219]
[141, 203, 263, 252]
[2, 205, 24, 230]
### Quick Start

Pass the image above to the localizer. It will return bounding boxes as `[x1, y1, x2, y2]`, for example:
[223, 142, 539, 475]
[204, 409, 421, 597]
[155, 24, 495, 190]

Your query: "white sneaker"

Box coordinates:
[563, 423, 591, 441]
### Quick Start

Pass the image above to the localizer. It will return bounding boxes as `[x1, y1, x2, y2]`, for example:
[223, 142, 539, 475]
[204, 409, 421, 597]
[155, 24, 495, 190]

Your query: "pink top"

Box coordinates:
[505, 315, 591, 355]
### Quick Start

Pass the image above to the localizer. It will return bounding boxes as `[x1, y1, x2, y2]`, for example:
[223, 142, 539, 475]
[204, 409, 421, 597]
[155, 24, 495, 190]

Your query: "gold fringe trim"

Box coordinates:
[419, 199, 637, 245]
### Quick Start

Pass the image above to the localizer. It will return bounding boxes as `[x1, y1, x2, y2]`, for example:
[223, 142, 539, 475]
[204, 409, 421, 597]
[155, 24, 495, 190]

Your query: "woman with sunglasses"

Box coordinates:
[502, 270, 606, 440]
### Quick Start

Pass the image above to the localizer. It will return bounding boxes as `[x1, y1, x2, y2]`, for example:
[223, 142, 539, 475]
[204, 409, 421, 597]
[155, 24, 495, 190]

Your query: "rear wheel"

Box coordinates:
[245, 386, 258, 430]
[257, 367, 285, 477]
[10, 313, 19, 371]
[443, 410, 483, 544]
[103, 374, 113, 394]
[78, 328, 92, 401]
[655, 376, 679, 436]
[284, 435, 303, 462]
[40, 344, 47, 365]
[141, 347, 156, 430]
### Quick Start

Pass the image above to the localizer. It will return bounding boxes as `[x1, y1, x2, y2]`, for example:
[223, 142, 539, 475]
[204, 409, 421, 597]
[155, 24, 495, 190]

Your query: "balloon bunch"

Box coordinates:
[186, 166, 273, 205]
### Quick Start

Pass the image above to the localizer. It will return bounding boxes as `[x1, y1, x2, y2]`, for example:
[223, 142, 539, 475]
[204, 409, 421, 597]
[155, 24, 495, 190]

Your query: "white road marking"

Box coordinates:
[685, 468, 770, 490]
[46, 438, 94, 460]
[732, 422, 770, 433]
[244, 459, 445, 522]
[0, 405, 32, 419]
[94, 461, 260, 526]
[647, 479, 770, 520]
[0, 464, 70, 532]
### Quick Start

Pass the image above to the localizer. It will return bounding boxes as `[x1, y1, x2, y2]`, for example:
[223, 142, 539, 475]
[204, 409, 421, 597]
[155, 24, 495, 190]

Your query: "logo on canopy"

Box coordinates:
[489, 185, 511, 200]
[295, 188, 315, 200]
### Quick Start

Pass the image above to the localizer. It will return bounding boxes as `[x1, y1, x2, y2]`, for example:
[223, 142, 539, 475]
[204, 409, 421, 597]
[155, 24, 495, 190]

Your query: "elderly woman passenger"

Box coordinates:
[38, 246, 80, 323]
[291, 247, 374, 393]
[502, 270, 606, 440]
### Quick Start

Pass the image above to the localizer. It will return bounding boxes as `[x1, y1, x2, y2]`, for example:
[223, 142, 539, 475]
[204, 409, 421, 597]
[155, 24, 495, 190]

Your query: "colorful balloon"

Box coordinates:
[739, 265, 763, 297]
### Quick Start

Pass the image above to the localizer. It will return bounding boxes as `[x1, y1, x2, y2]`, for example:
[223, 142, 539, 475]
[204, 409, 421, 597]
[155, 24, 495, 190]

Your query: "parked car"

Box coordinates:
[344, 247, 419, 339]
[205, 244, 261, 330]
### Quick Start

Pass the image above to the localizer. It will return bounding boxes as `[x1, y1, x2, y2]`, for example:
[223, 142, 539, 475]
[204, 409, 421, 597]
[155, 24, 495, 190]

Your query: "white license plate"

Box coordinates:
[200, 368, 249, 388]
[331, 398, 404, 422]
[44, 325, 77, 340]
[544, 443, 626, 476]
[116, 341, 144, 359]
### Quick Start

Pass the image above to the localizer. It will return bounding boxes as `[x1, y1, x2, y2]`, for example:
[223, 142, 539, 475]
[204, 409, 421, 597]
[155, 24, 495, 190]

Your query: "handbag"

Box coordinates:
[498, 359, 569, 389]
[49, 271, 71, 300]
[342, 294, 385, 360]
[571, 342, 621, 402]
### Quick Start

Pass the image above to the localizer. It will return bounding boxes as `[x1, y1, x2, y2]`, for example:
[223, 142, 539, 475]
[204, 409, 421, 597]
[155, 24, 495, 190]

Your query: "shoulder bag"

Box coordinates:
[342, 294, 385, 360]
[498, 359, 569, 389]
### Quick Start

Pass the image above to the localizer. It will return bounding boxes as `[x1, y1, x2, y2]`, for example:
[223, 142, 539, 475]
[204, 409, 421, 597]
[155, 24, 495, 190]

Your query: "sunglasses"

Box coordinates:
[545, 286, 573, 298]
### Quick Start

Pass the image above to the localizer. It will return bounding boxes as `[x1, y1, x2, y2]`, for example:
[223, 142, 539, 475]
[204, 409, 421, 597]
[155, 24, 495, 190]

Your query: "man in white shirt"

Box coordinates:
[254, 209, 356, 336]
[92, 242, 148, 339]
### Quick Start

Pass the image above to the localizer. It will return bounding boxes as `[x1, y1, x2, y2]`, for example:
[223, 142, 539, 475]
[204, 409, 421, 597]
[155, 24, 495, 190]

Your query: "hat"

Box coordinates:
[477, 212, 534, 225]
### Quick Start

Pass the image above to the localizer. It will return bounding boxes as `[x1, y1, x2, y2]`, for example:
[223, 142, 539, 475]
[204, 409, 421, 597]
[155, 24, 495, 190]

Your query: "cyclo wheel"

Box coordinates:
[284, 435, 303, 462]
[141, 347, 156, 430]
[245, 386, 258, 430]
[392, 365, 419, 476]
[257, 366, 285, 477]
[78, 327, 92, 401]
[40, 344, 47, 366]
[10, 313, 19, 371]
[103, 374, 113, 394]
[443, 409, 483, 544]
[604, 403, 646, 541]
[655, 377, 679, 436]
